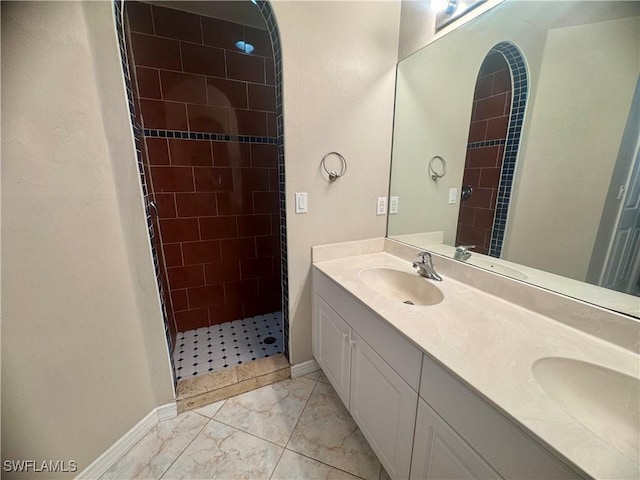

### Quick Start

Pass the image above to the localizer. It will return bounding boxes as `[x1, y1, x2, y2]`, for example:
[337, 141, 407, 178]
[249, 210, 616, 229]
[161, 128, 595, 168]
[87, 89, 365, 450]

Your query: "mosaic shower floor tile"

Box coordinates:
[173, 311, 283, 380]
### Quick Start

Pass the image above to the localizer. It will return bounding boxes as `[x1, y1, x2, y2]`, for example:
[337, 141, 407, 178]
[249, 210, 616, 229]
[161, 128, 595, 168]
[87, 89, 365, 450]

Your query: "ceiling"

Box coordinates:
[508, 0, 640, 30]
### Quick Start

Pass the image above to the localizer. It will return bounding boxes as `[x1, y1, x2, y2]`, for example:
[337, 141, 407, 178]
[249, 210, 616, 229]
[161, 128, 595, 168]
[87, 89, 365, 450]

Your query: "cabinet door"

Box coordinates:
[411, 398, 502, 480]
[313, 295, 351, 406]
[350, 331, 418, 480]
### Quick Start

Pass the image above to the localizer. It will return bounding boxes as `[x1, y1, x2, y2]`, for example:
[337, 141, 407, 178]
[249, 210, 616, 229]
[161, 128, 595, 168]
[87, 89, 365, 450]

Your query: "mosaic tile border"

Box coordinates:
[467, 138, 506, 149]
[488, 42, 528, 258]
[255, 0, 290, 360]
[143, 129, 278, 144]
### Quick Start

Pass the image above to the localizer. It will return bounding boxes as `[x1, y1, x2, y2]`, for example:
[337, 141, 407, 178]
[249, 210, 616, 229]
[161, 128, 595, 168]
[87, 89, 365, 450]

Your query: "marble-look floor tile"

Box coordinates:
[193, 399, 226, 418]
[318, 371, 331, 384]
[271, 450, 364, 480]
[287, 382, 381, 480]
[213, 377, 315, 446]
[100, 412, 207, 480]
[302, 370, 322, 381]
[161, 420, 282, 479]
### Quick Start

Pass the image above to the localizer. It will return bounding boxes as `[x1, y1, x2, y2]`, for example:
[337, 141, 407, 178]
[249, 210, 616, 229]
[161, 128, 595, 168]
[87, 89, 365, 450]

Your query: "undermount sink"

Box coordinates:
[359, 268, 444, 306]
[532, 357, 640, 459]
[467, 258, 528, 280]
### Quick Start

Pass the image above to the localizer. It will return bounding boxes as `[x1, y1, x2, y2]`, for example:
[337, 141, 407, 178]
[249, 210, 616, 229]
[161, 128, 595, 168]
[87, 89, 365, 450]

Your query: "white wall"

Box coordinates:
[1, 2, 174, 477]
[272, 0, 401, 364]
[503, 15, 640, 280]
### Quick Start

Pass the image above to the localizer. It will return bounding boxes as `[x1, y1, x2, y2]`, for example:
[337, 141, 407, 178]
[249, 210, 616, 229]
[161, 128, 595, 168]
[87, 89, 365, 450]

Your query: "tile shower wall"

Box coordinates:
[125, 1, 281, 332]
[456, 52, 512, 255]
[116, 0, 178, 357]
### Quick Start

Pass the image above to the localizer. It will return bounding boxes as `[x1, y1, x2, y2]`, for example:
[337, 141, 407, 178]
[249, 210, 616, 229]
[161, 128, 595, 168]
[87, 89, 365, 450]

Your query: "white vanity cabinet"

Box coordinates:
[416, 355, 582, 480]
[312, 269, 421, 480]
[312, 266, 584, 480]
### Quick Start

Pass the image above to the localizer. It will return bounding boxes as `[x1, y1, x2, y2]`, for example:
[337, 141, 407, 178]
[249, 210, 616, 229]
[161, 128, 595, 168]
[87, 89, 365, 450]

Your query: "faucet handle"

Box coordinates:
[417, 251, 432, 263]
[455, 244, 475, 253]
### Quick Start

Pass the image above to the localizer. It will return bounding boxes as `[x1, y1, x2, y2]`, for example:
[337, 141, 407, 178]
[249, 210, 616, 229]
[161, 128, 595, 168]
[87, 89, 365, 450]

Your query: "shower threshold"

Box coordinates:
[176, 354, 290, 413]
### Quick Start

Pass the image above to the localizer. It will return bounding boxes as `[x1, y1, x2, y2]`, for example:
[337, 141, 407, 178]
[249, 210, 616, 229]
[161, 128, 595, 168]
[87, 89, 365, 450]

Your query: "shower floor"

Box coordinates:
[173, 311, 283, 381]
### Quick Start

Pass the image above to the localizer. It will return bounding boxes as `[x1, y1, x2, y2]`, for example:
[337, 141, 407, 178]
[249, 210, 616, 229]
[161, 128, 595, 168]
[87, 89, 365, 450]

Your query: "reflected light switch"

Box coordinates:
[448, 188, 457, 205]
[390, 196, 399, 214]
[295, 192, 307, 213]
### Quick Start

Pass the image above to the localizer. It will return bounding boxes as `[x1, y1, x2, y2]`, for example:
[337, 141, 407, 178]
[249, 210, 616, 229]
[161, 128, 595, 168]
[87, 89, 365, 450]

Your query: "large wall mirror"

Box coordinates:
[388, 0, 640, 318]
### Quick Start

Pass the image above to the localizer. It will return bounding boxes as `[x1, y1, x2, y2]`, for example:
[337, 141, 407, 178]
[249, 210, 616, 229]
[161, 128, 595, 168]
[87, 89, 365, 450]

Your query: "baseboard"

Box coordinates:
[290, 358, 320, 378]
[156, 402, 178, 422]
[76, 402, 177, 479]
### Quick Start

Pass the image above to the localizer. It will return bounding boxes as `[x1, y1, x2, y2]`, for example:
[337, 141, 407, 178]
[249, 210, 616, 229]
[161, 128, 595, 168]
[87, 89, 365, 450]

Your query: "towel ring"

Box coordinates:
[321, 152, 347, 181]
[429, 155, 447, 181]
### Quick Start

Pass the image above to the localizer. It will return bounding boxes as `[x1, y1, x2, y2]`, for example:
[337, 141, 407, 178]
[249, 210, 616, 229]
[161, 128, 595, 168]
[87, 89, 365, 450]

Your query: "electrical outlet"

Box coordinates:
[376, 196, 387, 215]
[295, 192, 307, 213]
[448, 188, 458, 205]
[389, 196, 399, 214]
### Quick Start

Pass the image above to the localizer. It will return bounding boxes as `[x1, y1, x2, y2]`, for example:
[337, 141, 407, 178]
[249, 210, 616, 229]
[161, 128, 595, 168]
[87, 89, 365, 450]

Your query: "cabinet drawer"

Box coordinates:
[313, 268, 422, 390]
[420, 355, 582, 479]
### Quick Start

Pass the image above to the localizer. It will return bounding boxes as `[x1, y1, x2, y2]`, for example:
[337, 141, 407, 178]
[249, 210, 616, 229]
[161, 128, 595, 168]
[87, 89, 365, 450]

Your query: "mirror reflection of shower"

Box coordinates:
[455, 43, 527, 258]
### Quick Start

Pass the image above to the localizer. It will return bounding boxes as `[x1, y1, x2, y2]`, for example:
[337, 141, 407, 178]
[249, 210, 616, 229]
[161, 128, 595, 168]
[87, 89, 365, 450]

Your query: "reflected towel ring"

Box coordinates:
[429, 155, 447, 181]
[321, 152, 347, 181]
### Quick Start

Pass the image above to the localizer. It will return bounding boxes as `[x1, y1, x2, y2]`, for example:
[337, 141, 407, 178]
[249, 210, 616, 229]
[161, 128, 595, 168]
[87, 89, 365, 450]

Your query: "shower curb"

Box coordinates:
[176, 354, 291, 413]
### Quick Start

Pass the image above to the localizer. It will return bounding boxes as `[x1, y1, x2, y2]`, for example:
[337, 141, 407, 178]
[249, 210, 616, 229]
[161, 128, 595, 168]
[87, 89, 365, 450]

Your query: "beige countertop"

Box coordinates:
[312, 245, 640, 480]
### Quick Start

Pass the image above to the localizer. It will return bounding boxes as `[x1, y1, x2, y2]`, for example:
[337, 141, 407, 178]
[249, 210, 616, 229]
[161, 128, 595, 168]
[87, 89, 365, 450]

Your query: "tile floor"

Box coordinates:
[173, 312, 283, 380]
[101, 371, 388, 480]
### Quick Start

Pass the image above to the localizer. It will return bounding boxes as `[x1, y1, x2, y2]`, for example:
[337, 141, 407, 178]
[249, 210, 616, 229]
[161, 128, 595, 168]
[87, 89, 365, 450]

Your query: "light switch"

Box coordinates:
[389, 196, 399, 214]
[448, 188, 458, 205]
[376, 196, 387, 215]
[295, 192, 307, 213]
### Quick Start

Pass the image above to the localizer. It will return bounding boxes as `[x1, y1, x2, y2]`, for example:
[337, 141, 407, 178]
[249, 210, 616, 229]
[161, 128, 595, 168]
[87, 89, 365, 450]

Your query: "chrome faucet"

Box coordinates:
[454, 245, 475, 262]
[412, 252, 442, 281]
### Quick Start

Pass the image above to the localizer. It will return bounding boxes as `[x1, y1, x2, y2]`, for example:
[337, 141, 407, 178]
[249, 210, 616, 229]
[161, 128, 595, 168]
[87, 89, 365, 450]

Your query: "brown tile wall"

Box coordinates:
[456, 52, 511, 254]
[123, 11, 180, 347]
[125, 2, 280, 332]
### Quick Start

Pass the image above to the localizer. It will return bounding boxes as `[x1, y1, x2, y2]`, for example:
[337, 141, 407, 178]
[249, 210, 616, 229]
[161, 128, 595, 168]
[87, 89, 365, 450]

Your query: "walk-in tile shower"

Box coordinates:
[115, 0, 287, 380]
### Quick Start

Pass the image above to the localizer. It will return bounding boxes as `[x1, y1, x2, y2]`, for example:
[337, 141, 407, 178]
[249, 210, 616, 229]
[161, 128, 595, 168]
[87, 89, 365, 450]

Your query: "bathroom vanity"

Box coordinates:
[311, 239, 640, 480]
